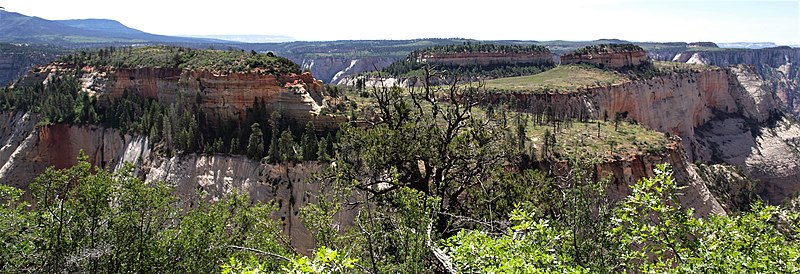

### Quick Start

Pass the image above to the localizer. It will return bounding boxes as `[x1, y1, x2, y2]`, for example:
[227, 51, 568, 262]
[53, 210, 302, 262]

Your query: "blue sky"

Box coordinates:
[2, 0, 798, 45]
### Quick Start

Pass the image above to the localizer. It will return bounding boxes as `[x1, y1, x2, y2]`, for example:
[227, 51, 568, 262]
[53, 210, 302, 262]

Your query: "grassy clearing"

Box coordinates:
[517, 113, 671, 162]
[481, 64, 627, 93]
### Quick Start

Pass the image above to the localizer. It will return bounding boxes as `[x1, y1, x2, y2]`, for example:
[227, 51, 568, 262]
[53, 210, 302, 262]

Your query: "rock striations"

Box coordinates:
[20, 64, 329, 124]
[561, 44, 649, 69]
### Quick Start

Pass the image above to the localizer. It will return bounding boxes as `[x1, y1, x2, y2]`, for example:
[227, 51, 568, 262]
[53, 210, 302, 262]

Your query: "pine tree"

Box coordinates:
[229, 137, 240, 154]
[317, 137, 330, 161]
[300, 121, 318, 161]
[246, 123, 264, 160]
[278, 130, 296, 162]
[267, 111, 282, 163]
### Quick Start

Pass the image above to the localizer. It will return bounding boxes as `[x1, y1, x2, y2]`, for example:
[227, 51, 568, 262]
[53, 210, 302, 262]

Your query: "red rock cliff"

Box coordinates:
[561, 50, 648, 69]
[25, 64, 329, 124]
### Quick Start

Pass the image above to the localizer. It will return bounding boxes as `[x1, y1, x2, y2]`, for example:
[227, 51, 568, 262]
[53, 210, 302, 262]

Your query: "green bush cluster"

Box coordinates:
[0, 154, 290, 273]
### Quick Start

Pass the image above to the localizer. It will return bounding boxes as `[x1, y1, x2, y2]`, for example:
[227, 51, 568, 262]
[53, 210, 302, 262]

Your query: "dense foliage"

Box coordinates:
[0, 153, 293, 273]
[56, 46, 300, 75]
[444, 165, 800, 273]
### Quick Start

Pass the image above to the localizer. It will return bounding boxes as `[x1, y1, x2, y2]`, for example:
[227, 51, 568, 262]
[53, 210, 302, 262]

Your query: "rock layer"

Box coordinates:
[0, 111, 340, 252]
[673, 47, 800, 117]
[561, 50, 648, 69]
[19, 64, 329, 124]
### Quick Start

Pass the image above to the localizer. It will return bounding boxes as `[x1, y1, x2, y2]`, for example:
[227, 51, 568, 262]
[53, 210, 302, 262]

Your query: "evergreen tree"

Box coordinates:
[317, 137, 330, 161]
[229, 137, 240, 155]
[300, 121, 318, 161]
[267, 111, 282, 163]
[277, 130, 297, 162]
[246, 123, 264, 160]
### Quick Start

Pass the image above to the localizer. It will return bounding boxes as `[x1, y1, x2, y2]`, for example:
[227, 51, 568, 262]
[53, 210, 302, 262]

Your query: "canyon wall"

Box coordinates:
[672, 47, 800, 117]
[0, 111, 332, 252]
[300, 57, 397, 84]
[510, 65, 799, 205]
[19, 64, 329, 124]
[561, 50, 649, 69]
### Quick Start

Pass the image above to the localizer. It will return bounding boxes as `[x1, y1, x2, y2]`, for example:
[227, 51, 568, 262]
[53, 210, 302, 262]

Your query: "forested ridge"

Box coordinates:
[378, 43, 556, 80]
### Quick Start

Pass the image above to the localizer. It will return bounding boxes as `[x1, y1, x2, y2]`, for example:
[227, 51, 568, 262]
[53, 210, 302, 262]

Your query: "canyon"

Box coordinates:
[672, 47, 800, 118]
[1, 44, 799, 251]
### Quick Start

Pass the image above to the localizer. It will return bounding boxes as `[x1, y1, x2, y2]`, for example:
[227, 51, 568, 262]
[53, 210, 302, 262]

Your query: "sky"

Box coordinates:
[2, 0, 799, 45]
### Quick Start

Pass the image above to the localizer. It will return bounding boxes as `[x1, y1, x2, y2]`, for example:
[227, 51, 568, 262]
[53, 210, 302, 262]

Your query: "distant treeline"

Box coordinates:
[411, 43, 550, 56]
[569, 44, 644, 55]
[380, 60, 554, 79]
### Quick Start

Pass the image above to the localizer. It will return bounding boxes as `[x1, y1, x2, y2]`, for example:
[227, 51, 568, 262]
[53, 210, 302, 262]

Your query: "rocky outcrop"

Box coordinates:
[144, 155, 348, 252]
[595, 145, 728, 217]
[300, 57, 397, 84]
[561, 50, 648, 69]
[672, 47, 800, 117]
[0, 112, 148, 190]
[0, 111, 342, 252]
[504, 64, 799, 206]
[19, 64, 329, 124]
[506, 67, 735, 159]
[592, 66, 799, 205]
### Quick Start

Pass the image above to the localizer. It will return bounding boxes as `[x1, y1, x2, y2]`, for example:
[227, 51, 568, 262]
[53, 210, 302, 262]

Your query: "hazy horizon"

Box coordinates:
[2, 0, 799, 45]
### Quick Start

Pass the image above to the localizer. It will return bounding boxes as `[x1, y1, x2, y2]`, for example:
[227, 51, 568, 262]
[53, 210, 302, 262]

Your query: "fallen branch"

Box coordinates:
[427, 221, 457, 274]
[227, 245, 291, 262]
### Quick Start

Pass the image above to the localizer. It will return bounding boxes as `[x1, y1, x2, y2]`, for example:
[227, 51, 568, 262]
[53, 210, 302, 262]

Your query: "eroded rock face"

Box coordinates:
[0, 111, 341, 252]
[506, 65, 798, 206]
[144, 155, 346, 252]
[561, 50, 648, 69]
[695, 116, 800, 204]
[20, 64, 328, 124]
[0, 112, 147, 190]
[594, 66, 799, 205]
[673, 48, 800, 118]
[301, 57, 397, 84]
[595, 146, 728, 217]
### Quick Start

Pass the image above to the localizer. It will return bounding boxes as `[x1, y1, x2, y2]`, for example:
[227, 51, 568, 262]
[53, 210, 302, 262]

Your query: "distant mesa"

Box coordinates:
[410, 44, 554, 67]
[560, 44, 648, 69]
[377, 43, 556, 82]
[688, 42, 719, 48]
